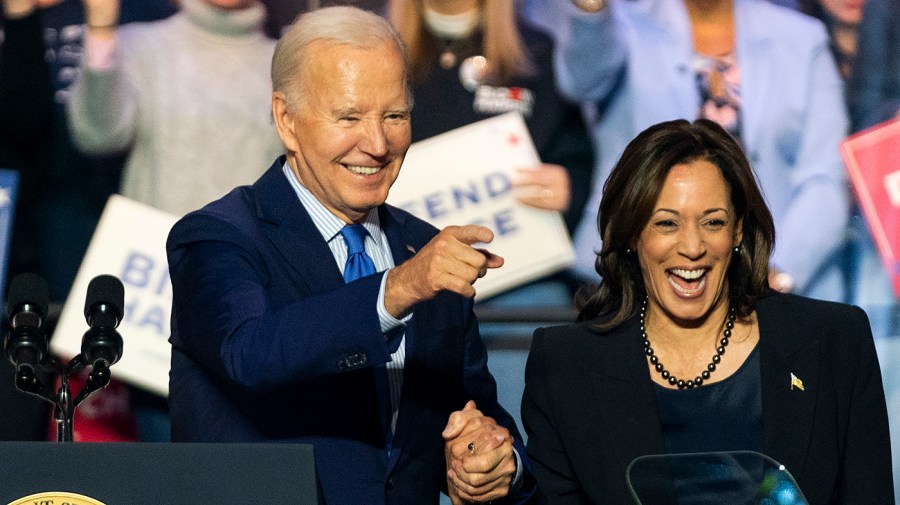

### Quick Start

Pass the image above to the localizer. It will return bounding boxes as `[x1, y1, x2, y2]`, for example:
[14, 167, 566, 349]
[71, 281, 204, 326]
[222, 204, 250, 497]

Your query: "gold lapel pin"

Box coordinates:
[790, 373, 805, 391]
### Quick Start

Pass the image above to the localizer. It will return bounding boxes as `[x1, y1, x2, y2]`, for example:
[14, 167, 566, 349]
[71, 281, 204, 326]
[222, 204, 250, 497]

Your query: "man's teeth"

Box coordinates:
[347, 165, 381, 175]
[671, 268, 705, 280]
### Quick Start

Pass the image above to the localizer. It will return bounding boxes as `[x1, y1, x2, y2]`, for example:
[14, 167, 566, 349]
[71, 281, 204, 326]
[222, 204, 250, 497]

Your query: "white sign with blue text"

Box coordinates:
[50, 195, 177, 397]
[387, 112, 574, 299]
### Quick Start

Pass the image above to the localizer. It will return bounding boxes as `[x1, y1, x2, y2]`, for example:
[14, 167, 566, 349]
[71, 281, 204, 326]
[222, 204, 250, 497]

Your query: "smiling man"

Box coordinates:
[165, 6, 533, 505]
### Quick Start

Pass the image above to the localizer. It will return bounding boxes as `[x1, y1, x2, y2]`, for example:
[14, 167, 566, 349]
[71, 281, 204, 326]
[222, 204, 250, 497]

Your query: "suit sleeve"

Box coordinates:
[838, 306, 895, 502]
[554, 1, 626, 105]
[768, 20, 850, 290]
[522, 328, 591, 505]
[459, 302, 536, 503]
[167, 213, 394, 393]
[66, 31, 140, 155]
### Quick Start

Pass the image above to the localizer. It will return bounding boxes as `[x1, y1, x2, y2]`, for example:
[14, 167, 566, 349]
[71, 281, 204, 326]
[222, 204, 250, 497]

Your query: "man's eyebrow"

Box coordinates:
[332, 107, 361, 116]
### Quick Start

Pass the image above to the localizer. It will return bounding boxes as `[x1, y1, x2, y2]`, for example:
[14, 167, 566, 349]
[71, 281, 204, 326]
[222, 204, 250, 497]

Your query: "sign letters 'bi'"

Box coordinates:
[51, 195, 178, 397]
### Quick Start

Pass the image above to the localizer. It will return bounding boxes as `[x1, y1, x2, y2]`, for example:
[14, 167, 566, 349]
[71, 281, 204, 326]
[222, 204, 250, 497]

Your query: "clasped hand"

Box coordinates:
[443, 401, 516, 504]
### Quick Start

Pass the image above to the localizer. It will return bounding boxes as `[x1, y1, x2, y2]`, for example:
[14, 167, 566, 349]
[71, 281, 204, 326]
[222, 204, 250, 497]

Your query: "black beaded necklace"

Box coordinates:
[640, 297, 735, 389]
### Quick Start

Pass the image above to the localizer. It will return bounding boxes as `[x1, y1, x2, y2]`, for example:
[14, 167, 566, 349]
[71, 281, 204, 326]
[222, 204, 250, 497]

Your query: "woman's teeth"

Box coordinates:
[670, 268, 705, 280]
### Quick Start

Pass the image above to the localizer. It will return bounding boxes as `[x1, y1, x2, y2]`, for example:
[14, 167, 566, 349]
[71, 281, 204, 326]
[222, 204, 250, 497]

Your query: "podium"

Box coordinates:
[0, 442, 317, 504]
[627, 451, 807, 505]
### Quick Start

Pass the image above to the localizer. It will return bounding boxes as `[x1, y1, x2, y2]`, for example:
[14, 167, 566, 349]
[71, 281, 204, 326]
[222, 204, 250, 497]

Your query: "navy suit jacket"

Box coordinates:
[522, 292, 893, 504]
[167, 158, 532, 505]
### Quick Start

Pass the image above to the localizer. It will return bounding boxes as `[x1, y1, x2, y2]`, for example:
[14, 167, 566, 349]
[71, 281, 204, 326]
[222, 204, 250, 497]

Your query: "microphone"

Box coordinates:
[80, 274, 124, 370]
[4, 273, 50, 371]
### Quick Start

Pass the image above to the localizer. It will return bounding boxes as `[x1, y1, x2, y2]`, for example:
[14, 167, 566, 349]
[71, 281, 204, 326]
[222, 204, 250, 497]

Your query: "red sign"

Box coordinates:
[841, 118, 900, 297]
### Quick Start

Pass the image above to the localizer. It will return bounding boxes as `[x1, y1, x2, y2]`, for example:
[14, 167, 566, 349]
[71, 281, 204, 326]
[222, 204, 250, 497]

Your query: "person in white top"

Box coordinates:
[67, 0, 282, 216]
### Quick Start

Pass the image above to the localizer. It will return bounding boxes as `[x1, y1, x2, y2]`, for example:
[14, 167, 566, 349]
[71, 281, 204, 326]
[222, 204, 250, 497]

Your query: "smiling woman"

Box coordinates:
[634, 158, 754, 388]
[579, 119, 773, 333]
[521, 119, 894, 505]
[580, 119, 769, 390]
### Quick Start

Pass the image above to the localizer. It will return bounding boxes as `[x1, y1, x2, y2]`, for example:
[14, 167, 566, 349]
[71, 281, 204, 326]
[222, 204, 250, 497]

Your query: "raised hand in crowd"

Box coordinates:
[511, 163, 571, 213]
[2, 0, 62, 18]
[80, 0, 120, 38]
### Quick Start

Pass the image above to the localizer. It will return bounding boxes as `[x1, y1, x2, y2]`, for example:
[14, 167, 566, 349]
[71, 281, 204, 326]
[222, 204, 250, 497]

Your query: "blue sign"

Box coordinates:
[0, 169, 19, 308]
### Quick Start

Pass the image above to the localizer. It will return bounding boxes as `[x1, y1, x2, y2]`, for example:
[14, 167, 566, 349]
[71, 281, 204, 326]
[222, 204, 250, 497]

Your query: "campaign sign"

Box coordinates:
[387, 112, 574, 299]
[841, 118, 900, 297]
[50, 195, 177, 397]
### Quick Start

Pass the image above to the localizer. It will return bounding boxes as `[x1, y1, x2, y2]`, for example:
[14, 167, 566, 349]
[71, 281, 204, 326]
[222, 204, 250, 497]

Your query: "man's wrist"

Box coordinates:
[84, 22, 119, 42]
[88, 22, 118, 30]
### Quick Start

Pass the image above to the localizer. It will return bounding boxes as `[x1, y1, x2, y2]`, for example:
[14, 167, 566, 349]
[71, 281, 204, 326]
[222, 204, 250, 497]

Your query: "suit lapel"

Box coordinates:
[254, 166, 423, 470]
[377, 206, 420, 473]
[758, 295, 819, 479]
[253, 158, 344, 292]
[593, 319, 668, 470]
[379, 206, 417, 267]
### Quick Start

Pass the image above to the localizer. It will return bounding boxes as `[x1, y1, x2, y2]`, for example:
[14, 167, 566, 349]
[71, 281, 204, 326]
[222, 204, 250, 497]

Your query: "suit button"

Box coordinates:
[385, 477, 395, 490]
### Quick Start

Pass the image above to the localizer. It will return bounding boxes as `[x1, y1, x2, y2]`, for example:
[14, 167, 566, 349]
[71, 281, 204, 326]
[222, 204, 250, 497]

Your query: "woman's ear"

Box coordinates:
[734, 218, 743, 247]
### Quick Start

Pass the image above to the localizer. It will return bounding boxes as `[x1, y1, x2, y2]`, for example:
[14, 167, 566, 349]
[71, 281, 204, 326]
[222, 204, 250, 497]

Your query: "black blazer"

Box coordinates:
[522, 292, 893, 504]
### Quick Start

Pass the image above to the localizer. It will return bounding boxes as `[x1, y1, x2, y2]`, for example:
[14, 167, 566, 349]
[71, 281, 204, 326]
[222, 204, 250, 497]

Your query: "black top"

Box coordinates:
[522, 292, 894, 505]
[409, 20, 594, 232]
[655, 345, 764, 455]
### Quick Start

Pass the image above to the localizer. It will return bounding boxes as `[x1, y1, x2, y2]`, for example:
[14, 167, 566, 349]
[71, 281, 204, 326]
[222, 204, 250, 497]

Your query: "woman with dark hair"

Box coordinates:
[521, 119, 893, 504]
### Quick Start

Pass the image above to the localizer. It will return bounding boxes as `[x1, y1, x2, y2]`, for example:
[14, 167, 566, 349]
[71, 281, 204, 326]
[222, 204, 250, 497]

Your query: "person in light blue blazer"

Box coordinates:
[557, 0, 850, 301]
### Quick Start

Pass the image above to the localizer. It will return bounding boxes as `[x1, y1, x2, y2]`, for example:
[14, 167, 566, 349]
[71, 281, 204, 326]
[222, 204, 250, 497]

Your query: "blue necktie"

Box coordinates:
[340, 224, 376, 281]
[339, 224, 392, 454]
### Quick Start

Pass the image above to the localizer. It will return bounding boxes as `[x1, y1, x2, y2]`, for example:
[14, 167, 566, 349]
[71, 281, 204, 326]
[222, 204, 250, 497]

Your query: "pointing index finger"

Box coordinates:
[451, 225, 495, 246]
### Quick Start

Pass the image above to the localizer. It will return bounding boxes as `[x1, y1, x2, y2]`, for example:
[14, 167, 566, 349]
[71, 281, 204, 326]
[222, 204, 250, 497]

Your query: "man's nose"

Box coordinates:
[359, 120, 388, 157]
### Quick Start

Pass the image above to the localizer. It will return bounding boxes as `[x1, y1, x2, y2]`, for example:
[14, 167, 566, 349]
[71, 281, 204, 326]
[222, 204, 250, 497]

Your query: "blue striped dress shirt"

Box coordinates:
[282, 162, 406, 431]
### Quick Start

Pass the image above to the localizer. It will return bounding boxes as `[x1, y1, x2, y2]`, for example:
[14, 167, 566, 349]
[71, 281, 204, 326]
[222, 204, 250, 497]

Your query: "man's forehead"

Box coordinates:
[306, 37, 399, 57]
[302, 40, 402, 78]
[299, 41, 407, 98]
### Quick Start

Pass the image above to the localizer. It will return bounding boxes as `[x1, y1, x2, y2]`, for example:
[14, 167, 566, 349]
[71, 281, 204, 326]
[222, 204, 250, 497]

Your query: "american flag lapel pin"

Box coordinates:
[406, 244, 416, 254]
[790, 373, 805, 391]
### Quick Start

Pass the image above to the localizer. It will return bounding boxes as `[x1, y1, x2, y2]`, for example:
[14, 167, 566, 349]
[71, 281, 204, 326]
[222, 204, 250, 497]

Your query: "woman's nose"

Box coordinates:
[677, 224, 706, 259]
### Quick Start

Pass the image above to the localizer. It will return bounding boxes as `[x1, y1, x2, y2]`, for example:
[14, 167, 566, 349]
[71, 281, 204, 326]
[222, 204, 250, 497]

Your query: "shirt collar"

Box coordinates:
[281, 160, 381, 243]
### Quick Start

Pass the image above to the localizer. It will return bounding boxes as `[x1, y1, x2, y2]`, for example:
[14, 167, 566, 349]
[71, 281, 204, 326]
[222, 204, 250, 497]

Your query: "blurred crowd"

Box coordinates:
[0, 0, 897, 443]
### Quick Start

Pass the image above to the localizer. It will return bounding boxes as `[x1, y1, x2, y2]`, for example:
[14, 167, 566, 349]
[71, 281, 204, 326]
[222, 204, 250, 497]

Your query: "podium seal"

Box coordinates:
[7, 492, 105, 505]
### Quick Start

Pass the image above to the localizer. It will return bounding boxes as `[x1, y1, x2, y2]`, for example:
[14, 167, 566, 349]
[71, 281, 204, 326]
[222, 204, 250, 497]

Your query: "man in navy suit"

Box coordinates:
[166, 6, 533, 505]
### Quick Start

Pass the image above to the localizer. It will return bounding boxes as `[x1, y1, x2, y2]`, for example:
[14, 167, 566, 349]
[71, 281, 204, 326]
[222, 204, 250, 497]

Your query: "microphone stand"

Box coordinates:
[5, 274, 125, 442]
[12, 354, 114, 442]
